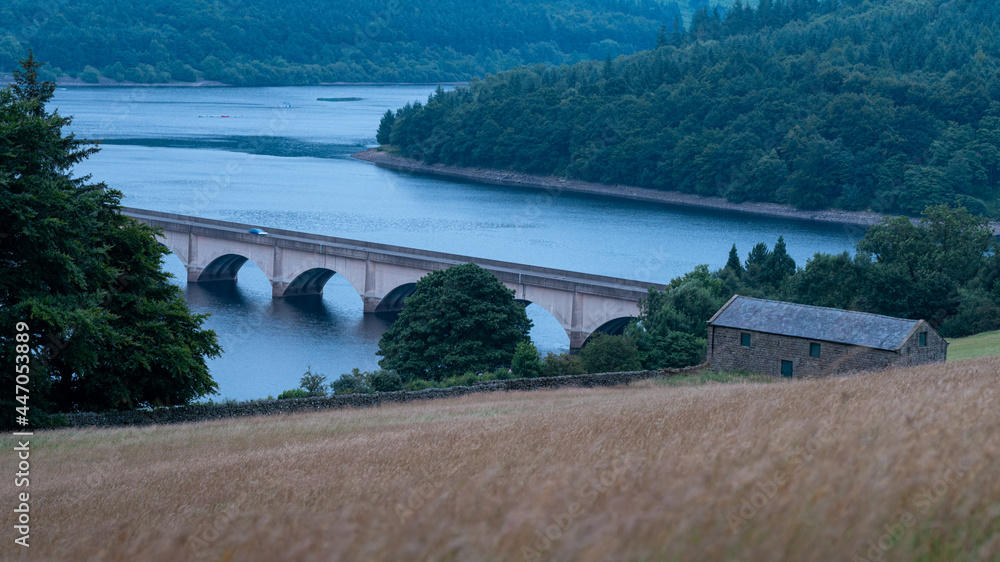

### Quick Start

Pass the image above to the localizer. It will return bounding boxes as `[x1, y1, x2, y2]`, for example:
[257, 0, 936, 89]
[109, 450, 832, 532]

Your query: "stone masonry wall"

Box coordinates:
[895, 322, 948, 367]
[709, 326, 901, 377]
[59, 365, 707, 429]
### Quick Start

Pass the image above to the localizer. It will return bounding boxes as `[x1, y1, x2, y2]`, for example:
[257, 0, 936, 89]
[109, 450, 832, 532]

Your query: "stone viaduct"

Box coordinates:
[123, 208, 666, 348]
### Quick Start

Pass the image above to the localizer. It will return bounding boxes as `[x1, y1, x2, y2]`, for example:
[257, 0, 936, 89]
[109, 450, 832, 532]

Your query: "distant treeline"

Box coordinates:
[0, 0, 687, 85]
[624, 205, 1000, 371]
[383, 0, 1000, 218]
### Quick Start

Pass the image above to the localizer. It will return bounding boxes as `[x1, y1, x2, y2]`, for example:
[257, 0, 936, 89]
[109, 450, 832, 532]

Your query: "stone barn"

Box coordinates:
[706, 296, 947, 377]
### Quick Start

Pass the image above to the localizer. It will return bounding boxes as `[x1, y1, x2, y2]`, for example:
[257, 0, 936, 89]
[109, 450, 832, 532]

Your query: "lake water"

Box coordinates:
[53, 85, 863, 400]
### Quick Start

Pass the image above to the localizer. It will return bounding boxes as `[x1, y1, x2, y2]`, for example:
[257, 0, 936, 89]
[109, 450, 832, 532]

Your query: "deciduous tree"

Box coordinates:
[377, 263, 532, 380]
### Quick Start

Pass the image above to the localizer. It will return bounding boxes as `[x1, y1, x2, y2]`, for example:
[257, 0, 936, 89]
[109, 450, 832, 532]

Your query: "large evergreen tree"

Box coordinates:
[0, 54, 220, 423]
[377, 263, 532, 381]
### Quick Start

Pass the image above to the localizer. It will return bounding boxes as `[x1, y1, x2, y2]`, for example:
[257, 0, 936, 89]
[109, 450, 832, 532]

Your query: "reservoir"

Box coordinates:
[55, 85, 862, 400]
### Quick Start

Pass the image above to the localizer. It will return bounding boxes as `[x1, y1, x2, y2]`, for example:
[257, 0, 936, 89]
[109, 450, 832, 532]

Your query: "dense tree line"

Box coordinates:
[385, 0, 1000, 217]
[626, 205, 1000, 371]
[0, 0, 687, 85]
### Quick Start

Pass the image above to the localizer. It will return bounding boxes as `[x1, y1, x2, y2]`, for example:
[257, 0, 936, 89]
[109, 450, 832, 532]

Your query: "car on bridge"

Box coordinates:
[248, 228, 268, 235]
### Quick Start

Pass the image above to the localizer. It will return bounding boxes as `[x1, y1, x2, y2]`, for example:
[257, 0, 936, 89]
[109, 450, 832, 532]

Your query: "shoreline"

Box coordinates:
[352, 149, 1000, 234]
[42, 78, 468, 88]
[0, 74, 468, 88]
[352, 149, 887, 229]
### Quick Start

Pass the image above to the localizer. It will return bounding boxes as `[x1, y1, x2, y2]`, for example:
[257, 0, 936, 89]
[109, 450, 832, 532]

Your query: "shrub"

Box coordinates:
[299, 366, 328, 397]
[482, 367, 514, 381]
[633, 330, 706, 369]
[440, 372, 480, 387]
[511, 341, 543, 378]
[579, 333, 643, 373]
[370, 370, 403, 392]
[541, 352, 585, 377]
[277, 388, 309, 400]
[404, 379, 437, 391]
[331, 368, 370, 395]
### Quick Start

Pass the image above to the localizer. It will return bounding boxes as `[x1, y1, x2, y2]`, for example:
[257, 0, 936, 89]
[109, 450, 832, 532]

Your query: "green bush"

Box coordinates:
[331, 368, 370, 395]
[299, 366, 328, 397]
[541, 352, 585, 377]
[579, 333, 643, 373]
[632, 329, 706, 369]
[370, 370, 403, 392]
[440, 372, 481, 387]
[482, 367, 514, 381]
[404, 379, 437, 391]
[511, 341, 543, 378]
[277, 388, 309, 399]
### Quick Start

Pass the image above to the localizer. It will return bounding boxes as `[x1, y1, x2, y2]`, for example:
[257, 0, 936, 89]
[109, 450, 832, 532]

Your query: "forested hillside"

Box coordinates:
[384, 0, 1000, 217]
[0, 0, 684, 85]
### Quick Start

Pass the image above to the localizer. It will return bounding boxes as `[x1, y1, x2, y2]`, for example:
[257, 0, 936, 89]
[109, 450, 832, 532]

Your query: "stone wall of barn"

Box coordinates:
[707, 326, 944, 377]
[895, 322, 949, 366]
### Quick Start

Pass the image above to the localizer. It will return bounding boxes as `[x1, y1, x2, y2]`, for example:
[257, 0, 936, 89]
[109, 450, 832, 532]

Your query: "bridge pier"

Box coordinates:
[568, 330, 590, 350]
[362, 295, 381, 313]
[271, 282, 291, 298]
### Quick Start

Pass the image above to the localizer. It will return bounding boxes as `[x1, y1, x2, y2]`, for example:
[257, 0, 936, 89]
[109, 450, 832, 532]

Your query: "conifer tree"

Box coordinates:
[0, 55, 221, 422]
[725, 244, 744, 276]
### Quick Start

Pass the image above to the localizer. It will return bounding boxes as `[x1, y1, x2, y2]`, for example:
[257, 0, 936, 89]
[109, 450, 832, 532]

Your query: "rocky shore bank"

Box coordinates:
[352, 148, 1000, 234]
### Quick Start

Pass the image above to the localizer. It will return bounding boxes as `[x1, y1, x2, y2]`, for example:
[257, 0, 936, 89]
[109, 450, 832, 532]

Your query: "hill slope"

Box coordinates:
[0, 0, 685, 85]
[4, 356, 998, 560]
[948, 330, 1000, 362]
[384, 0, 1000, 217]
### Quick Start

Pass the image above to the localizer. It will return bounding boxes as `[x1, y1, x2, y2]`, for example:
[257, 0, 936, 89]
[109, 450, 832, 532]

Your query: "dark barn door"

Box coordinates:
[781, 360, 793, 378]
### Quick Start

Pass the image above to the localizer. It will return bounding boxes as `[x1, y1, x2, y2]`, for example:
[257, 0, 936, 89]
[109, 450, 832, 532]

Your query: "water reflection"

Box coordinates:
[184, 280, 252, 309]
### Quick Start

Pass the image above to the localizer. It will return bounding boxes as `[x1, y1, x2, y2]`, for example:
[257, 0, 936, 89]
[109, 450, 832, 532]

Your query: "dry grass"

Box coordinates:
[3, 358, 1000, 562]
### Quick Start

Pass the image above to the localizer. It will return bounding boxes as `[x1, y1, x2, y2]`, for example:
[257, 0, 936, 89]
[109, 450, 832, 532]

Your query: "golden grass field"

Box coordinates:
[3, 357, 999, 561]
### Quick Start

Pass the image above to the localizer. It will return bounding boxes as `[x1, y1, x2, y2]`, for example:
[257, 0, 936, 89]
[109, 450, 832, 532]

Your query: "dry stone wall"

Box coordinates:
[59, 365, 706, 429]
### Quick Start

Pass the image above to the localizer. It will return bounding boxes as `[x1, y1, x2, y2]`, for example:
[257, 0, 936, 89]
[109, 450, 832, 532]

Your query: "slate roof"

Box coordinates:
[707, 296, 923, 351]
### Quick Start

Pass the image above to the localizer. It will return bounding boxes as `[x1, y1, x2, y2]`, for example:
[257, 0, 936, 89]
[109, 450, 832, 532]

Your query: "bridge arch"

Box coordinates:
[155, 244, 189, 283]
[507, 296, 575, 348]
[281, 267, 337, 297]
[581, 316, 637, 347]
[196, 253, 251, 282]
[374, 283, 417, 313]
[523, 302, 571, 350]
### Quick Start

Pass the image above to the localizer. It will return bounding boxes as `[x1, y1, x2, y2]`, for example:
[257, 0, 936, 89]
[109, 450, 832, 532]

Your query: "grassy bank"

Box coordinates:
[2, 357, 998, 561]
[948, 330, 1000, 362]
